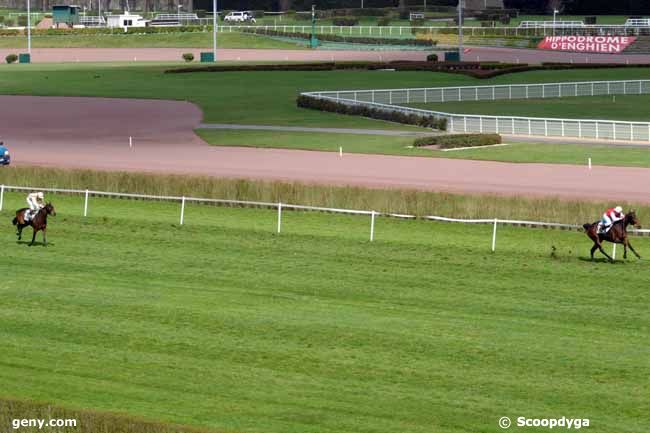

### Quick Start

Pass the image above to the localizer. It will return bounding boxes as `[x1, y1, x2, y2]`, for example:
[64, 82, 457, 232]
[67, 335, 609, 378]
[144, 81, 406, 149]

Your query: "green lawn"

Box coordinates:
[408, 94, 650, 122]
[196, 129, 424, 154]
[439, 142, 650, 167]
[197, 129, 650, 167]
[3, 64, 650, 129]
[0, 32, 304, 49]
[1, 190, 648, 433]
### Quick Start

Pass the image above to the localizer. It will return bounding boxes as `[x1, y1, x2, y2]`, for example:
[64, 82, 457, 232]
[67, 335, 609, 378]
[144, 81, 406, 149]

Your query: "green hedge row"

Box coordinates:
[241, 28, 436, 46]
[332, 17, 360, 26]
[413, 134, 502, 149]
[166, 61, 497, 74]
[296, 94, 448, 131]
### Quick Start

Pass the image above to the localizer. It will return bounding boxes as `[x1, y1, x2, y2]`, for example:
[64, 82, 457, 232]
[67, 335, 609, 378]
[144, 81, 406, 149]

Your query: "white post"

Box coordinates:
[129, 136, 133, 148]
[0, 184, 4, 211]
[370, 211, 376, 242]
[27, 0, 31, 54]
[491, 218, 497, 252]
[612, 243, 617, 260]
[180, 196, 186, 225]
[339, 146, 343, 157]
[588, 157, 592, 170]
[277, 202, 282, 233]
[83, 189, 89, 217]
[212, 0, 218, 61]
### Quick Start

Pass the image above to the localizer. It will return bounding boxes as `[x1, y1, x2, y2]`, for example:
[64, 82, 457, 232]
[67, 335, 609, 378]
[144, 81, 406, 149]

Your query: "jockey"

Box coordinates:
[600, 206, 625, 233]
[26, 191, 45, 221]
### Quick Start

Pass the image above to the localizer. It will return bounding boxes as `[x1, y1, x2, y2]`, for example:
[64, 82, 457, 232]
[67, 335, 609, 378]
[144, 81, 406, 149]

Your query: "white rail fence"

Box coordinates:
[303, 80, 650, 141]
[1, 184, 648, 253]
[213, 24, 650, 37]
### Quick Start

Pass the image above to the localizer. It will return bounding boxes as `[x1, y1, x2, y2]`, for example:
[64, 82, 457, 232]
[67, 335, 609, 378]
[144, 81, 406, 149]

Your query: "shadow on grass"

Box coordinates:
[16, 240, 52, 247]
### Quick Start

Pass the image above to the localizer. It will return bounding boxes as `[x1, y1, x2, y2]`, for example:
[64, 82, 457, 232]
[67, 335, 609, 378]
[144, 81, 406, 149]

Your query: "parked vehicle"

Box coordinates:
[0, 142, 10, 165]
[223, 11, 256, 23]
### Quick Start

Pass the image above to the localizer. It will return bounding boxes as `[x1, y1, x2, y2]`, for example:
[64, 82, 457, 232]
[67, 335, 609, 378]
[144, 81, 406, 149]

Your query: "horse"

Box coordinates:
[12, 203, 56, 246]
[583, 211, 642, 262]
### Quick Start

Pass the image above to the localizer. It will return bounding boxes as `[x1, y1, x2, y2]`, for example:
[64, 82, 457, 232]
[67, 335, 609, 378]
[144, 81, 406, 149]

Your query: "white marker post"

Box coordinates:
[370, 211, 376, 242]
[491, 218, 498, 252]
[83, 189, 89, 217]
[339, 146, 343, 157]
[588, 157, 592, 170]
[0, 184, 4, 211]
[612, 243, 617, 260]
[277, 202, 282, 233]
[180, 196, 186, 225]
[129, 136, 133, 148]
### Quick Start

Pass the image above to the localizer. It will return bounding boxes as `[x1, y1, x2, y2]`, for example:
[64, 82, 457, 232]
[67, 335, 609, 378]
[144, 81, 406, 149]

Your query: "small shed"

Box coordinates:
[52, 5, 81, 27]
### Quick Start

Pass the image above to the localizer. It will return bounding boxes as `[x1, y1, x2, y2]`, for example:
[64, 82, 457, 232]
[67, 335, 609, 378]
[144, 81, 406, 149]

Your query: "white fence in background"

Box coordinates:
[214, 24, 650, 37]
[303, 80, 650, 141]
[1, 184, 648, 253]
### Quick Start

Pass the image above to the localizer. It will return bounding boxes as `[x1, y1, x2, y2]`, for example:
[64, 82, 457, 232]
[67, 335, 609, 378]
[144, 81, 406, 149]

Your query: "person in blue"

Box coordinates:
[0, 142, 10, 165]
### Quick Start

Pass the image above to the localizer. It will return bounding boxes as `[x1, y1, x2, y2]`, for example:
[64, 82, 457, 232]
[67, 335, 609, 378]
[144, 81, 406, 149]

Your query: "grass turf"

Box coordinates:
[0, 32, 304, 49]
[196, 129, 650, 168]
[408, 94, 650, 122]
[0, 189, 648, 433]
[0, 65, 650, 129]
[3, 65, 650, 129]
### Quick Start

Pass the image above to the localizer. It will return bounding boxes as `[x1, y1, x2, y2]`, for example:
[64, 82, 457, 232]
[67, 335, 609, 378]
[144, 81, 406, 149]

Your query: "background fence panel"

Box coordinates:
[303, 80, 650, 141]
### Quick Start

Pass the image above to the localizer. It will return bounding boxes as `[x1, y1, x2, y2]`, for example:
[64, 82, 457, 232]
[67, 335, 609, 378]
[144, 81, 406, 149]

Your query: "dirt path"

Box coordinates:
[2, 46, 650, 64]
[3, 95, 650, 203]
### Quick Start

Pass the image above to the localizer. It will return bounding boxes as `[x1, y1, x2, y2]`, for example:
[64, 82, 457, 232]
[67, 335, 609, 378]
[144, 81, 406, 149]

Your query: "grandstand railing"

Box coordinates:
[1, 184, 648, 256]
[302, 80, 650, 142]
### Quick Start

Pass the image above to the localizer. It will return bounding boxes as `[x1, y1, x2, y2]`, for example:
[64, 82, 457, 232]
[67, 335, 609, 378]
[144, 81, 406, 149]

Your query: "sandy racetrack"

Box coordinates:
[3, 95, 650, 203]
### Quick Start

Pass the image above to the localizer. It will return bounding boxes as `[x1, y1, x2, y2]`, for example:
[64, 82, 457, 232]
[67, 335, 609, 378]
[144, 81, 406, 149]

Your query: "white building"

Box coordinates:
[106, 11, 149, 29]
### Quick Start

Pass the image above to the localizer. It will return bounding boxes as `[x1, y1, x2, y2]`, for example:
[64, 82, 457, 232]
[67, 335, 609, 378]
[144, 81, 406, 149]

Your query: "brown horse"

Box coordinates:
[583, 211, 642, 262]
[12, 203, 56, 246]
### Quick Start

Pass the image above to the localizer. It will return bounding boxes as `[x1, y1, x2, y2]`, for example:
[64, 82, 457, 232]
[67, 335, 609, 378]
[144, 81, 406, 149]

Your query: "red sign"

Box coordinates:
[537, 36, 637, 53]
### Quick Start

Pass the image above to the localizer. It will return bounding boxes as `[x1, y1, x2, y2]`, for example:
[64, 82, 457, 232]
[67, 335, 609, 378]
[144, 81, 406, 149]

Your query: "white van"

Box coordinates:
[224, 11, 256, 23]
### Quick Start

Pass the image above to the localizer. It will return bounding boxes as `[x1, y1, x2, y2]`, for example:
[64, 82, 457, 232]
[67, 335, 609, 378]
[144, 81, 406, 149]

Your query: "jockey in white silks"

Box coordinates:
[26, 191, 45, 221]
[599, 206, 625, 234]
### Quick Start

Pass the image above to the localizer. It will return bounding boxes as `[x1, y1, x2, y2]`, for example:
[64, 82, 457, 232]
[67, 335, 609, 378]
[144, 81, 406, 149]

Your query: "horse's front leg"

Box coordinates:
[29, 229, 37, 246]
[598, 244, 614, 262]
[624, 242, 628, 259]
[627, 241, 642, 259]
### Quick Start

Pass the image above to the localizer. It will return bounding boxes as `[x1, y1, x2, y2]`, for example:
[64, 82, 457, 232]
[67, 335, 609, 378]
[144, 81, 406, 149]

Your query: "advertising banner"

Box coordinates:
[537, 36, 637, 53]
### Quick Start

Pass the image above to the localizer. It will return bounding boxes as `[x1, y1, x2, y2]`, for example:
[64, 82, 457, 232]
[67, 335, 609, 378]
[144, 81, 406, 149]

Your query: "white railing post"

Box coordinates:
[0, 184, 4, 211]
[277, 202, 282, 234]
[180, 196, 186, 225]
[370, 211, 376, 242]
[491, 218, 498, 252]
[612, 244, 617, 260]
[83, 189, 89, 217]
[528, 119, 532, 136]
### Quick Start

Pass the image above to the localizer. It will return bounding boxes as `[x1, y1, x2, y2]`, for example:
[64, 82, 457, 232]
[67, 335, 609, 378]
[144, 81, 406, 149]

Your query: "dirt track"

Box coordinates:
[3, 46, 650, 64]
[4, 95, 650, 204]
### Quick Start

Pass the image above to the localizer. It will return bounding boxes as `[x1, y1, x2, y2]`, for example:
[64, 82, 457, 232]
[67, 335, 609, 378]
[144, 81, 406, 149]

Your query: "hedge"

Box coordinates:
[413, 134, 502, 149]
[332, 17, 360, 26]
[240, 28, 436, 46]
[167, 60, 492, 73]
[296, 94, 448, 131]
